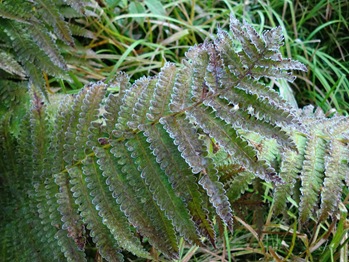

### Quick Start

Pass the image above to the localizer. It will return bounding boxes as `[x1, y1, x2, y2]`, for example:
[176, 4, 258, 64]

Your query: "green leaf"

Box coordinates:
[128, 77, 157, 130]
[144, 0, 166, 17]
[4, 14, 337, 261]
[128, 2, 146, 25]
[64, 0, 90, 14]
[225, 170, 256, 202]
[21, 91, 65, 260]
[188, 45, 210, 102]
[199, 171, 233, 231]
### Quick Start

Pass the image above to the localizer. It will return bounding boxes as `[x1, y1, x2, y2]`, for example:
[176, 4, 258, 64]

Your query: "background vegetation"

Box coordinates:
[59, 0, 349, 114]
[1, 0, 349, 261]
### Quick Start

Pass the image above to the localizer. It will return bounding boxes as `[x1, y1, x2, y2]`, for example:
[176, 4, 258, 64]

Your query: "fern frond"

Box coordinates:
[15, 202, 46, 261]
[0, 224, 15, 260]
[2, 19, 66, 99]
[128, 77, 157, 130]
[69, 23, 95, 39]
[64, 82, 127, 260]
[2, 15, 330, 261]
[34, 0, 75, 46]
[0, 51, 26, 78]
[273, 143, 306, 214]
[103, 79, 179, 258]
[44, 178, 86, 262]
[0, 0, 98, 103]
[241, 130, 281, 169]
[225, 170, 256, 202]
[53, 98, 86, 252]
[106, 140, 179, 258]
[0, 1, 32, 23]
[73, 82, 107, 160]
[63, 87, 90, 164]
[221, 86, 297, 128]
[109, 69, 217, 244]
[169, 59, 193, 112]
[103, 72, 130, 134]
[125, 133, 199, 244]
[35, 180, 65, 260]
[114, 77, 150, 136]
[299, 132, 327, 223]
[147, 62, 177, 121]
[318, 139, 347, 220]
[161, 114, 234, 231]
[55, 170, 87, 251]
[90, 147, 151, 258]
[188, 44, 211, 102]
[25, 90, 66, 260]
[214, 17, 304, 130]
[229, 15, 306, 81]
[213, 30, 288, 107]
[121, 70, 205, 244]
[54, 230, 87, 262]
[63, 0, 92, 14]
[12, 112, 32, 185]
[0, 80, 28, 113]
[205, 96, 293, 148]
[3, 20, 65, 75]
[29, 23, 67, 70]
[68, 165, 123, 261]
[86, 126, 149, 258]
[26, 64, 47, 98]
[199, 166, 234, 231]
[317, 116, 349, 220]
[161, 115, 207, 174]
[189, 106, 279, 182]
[143, 122, 216, 244]
[29, 90, 50, 178]
[327, 116, 349, 139]
[326, 117, 349, 189]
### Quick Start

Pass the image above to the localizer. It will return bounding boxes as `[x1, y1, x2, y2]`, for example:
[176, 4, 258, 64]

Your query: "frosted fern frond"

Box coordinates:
[0, 51, 26, 78]
[4, 15, 349, 261]
[0, 0, 97, 99]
